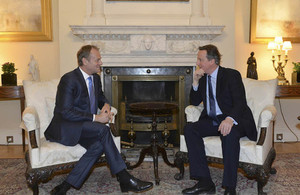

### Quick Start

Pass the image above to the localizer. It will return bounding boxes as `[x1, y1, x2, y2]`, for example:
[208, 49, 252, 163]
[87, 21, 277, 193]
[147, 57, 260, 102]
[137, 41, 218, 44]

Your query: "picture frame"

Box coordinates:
[0, 0, 52, 42]
[250, 0, 300, 43]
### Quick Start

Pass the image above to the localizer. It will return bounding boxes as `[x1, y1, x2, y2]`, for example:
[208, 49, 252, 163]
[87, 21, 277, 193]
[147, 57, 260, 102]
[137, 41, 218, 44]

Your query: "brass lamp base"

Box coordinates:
[277, 78, 289, 85]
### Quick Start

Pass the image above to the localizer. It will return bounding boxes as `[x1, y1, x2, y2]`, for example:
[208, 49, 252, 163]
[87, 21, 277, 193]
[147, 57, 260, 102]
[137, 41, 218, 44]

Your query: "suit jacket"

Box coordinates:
[190, 66, 257, 141]
[44, 68, 109, 146]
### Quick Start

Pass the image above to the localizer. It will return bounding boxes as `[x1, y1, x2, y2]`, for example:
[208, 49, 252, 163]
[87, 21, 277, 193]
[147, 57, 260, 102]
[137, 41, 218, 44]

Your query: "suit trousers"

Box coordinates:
[66, 122, 127, 188]
[184, 116, 245, 188]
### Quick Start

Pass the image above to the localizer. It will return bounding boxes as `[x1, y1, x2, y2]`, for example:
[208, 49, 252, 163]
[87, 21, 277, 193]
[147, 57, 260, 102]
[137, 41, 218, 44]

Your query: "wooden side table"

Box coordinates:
[276, 85, 300, 98]
[127, 101, 177, 185]
[0, 85, 25, 151]
[275, 85, 300, 144]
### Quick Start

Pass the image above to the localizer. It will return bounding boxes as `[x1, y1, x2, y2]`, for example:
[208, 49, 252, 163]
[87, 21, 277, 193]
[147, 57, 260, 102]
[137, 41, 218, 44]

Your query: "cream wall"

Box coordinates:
[1, 0, 299, 145]
[58, 0, 86, 75]
[208, 0, 235, 69]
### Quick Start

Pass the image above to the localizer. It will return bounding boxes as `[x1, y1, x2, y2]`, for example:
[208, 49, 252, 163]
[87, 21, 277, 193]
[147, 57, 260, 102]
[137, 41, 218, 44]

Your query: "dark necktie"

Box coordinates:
[208, 75, 218, 125]
[88, 76, 96, 114]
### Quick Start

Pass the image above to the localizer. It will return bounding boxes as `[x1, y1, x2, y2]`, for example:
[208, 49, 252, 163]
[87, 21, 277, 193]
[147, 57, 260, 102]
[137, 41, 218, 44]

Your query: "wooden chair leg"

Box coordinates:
[31, 184, 39, 195]
[257, 179, 267, 195]
[174, 151, 188, 180]
[270, 167, 277, 174]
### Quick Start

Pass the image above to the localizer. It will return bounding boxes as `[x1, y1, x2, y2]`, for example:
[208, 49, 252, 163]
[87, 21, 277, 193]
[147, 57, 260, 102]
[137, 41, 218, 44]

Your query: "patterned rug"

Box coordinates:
[0, 153, 300, 195]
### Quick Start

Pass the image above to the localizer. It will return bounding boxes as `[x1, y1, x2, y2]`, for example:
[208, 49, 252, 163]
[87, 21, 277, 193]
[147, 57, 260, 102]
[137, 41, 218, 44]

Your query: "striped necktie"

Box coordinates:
[87, 76, 96, 114]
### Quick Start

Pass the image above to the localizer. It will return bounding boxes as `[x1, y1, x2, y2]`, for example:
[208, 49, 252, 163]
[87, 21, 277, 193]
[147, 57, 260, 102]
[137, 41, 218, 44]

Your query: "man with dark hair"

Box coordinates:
[45, 45, 153, 194]
[182, 44, 257, 195]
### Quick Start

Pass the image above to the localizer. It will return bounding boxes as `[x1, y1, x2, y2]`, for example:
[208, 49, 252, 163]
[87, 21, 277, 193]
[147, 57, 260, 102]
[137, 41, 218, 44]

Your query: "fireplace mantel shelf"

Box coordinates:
[70, 25, 225, 40]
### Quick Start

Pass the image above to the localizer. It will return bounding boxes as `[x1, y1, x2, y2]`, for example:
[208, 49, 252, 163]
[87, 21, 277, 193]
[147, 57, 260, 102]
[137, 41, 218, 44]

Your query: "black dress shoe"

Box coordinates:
[224, 188, 236, 195]
[182, 181, 216, 194]
[50, 181, 71, 195]
[119, 176, 153, 193]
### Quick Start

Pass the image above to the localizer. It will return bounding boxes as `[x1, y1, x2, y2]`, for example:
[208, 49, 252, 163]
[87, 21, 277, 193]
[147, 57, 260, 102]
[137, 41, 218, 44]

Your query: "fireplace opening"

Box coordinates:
[121, 80, 178, 145]
[123, 81, 175, 123]
[103, 66, 193, 148]
[118, 79, 179, 146]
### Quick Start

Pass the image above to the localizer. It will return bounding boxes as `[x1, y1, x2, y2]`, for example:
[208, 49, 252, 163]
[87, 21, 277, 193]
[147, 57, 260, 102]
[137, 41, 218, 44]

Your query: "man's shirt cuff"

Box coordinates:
[192, 84, 199, 91]
[227, 116, 238, 125]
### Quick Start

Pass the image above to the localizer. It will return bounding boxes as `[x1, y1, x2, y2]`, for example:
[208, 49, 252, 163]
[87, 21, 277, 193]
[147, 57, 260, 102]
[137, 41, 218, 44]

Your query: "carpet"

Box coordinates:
[0, 153, 300, 195]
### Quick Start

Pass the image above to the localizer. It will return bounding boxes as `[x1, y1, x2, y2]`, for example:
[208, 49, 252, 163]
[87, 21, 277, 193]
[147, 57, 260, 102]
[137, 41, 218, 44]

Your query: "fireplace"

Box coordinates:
[103, 66, 193, 147]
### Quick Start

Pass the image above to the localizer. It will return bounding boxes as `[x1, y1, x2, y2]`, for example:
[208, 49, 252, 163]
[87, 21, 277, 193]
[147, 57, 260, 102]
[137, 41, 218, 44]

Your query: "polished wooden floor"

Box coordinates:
[0, 142, 300, 159]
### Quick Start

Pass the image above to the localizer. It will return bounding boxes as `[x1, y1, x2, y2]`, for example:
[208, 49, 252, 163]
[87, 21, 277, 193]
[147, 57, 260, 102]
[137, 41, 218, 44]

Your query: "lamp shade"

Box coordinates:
[267, 41, 276, 50]
[274, 36, 283, 45]
[282, 41, 292, 50]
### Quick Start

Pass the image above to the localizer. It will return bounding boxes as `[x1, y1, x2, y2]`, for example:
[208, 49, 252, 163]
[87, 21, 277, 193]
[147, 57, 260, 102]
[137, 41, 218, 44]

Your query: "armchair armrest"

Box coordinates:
[185, 104, 204, 123]
[21, 106, 40, 149]
[256, 105, 277, 146]
[108, 106, 118, 136]
[258, 105, 277, 128]
[105, 106, 121, 152]
[22, 106, 40, 131]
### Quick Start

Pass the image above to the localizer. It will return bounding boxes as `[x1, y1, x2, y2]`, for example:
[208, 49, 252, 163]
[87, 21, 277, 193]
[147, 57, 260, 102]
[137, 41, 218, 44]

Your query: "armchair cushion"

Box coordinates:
[45, 97, 55, 120]
[36, 137, 86, 168]
[242, 78, 277, 129]
[23, 79, 60, 138]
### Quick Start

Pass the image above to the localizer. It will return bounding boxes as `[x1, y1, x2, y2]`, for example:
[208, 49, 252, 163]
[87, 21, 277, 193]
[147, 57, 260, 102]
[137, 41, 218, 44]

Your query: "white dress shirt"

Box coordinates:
[79, 67, 96, 121]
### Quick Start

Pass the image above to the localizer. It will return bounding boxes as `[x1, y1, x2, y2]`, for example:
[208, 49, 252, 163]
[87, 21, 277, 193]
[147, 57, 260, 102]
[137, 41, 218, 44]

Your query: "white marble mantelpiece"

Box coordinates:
[70, 25, 225, 67]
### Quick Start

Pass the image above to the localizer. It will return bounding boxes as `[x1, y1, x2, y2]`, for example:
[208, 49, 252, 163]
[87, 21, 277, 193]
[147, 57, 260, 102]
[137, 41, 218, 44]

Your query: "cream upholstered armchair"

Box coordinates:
[174, 78, 278, 195]
[20, 79, 122, 195]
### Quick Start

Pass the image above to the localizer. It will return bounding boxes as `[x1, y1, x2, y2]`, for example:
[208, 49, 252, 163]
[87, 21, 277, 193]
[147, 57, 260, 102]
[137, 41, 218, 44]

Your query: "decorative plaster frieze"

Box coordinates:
[131, 35, 166, 52]
[70, 25, 224, 67]
[166, 34, 219, 40]
[90, 41, 130, 54]
[70, 25, 224, 39]
[80, 34, 130, 40]
[167, 41, 201, 54]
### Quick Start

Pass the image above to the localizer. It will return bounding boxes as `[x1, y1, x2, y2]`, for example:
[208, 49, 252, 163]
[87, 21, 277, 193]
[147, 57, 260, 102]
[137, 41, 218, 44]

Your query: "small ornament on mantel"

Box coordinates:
[246, 52, 258, 80]
[28, 55, 40, 81]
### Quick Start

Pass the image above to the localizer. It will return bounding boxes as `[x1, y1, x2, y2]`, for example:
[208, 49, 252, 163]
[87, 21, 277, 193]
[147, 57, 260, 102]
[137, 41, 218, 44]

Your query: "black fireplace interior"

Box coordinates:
[123, 81, 175, 102]
[123, 81, 175, 123]
[122, 80, 177, 145]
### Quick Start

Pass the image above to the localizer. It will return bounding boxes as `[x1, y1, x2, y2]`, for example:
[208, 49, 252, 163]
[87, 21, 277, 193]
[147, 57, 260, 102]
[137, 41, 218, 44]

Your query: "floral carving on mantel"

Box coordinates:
[168, 41, 200, 54]
[92, 41, 130, 54]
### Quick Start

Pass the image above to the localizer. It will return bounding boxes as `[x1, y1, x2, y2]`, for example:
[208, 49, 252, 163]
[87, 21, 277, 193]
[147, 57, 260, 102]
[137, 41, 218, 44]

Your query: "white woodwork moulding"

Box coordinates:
[69, 25, 225, 67]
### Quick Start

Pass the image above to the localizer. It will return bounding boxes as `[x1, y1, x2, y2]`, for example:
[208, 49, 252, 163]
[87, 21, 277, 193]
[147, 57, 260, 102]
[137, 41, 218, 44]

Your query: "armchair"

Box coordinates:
[174, 78, 278, 195]
[20, 79, 122, 195]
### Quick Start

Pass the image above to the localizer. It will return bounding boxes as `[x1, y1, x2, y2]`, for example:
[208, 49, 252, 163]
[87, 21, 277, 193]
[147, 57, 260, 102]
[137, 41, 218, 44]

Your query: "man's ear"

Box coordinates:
[82, 57, 88, 65]
[209, 58, 215, 65]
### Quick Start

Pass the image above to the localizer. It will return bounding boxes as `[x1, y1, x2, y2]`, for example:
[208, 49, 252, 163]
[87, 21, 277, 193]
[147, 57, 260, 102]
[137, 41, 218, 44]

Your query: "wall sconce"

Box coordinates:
[268, 36, 292, 85]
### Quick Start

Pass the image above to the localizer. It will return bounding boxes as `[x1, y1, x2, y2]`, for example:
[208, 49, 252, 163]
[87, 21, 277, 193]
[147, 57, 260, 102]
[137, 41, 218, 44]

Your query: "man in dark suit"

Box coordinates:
[182, 45, 257, 195]
[44, 45, 153, 194]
